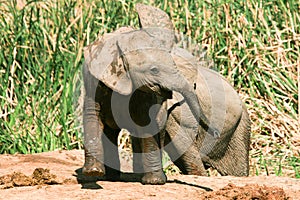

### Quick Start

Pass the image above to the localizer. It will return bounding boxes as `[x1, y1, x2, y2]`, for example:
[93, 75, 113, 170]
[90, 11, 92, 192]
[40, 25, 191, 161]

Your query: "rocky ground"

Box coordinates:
[0, 150, 299, 200]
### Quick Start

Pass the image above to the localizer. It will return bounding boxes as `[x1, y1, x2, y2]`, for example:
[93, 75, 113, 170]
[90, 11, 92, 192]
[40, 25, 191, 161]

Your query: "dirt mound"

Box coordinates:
[0, 168, 61, 189]
[201, 183, 290, 200]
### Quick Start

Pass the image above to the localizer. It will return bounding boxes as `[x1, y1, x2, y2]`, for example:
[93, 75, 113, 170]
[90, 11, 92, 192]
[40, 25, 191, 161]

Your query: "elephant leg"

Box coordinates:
[82, 95, 105, 177]
[175, 150, 207, 176]
[141, 135, 166, 185]
[103, 126, 121, 181]
[131, 136, 144, 174]
[164, 107, 208, 176]
[164, 132, 207, 176]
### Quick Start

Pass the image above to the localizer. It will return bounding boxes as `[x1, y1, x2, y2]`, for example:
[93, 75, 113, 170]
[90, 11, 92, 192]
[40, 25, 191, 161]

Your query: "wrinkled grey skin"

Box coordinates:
[164, 47, 251, 176]
[82, 3, 250, 185]
[82, 4, 219, 185]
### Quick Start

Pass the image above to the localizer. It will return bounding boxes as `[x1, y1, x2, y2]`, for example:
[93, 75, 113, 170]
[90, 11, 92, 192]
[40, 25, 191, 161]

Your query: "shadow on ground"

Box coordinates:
[74, 168, 213, 191]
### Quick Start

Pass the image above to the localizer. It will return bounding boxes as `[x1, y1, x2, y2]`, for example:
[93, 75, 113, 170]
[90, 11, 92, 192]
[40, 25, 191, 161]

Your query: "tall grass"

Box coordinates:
[0, 0, 299, 177]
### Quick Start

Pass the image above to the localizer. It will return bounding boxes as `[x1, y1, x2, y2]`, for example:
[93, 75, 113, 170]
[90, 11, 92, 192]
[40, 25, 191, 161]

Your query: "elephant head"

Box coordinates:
[83, 4, 220, 137]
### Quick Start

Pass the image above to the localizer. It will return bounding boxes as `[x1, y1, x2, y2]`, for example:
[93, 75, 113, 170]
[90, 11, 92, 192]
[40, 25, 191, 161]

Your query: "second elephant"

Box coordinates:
[163, 47, 251, 176]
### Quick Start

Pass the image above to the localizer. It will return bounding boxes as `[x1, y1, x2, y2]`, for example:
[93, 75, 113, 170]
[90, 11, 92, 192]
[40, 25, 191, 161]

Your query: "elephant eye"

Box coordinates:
[150, 66, 159, 74]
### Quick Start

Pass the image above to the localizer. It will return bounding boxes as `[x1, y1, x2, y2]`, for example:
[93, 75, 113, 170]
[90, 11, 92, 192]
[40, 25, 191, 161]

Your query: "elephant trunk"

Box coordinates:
[171, 79, 220, 138]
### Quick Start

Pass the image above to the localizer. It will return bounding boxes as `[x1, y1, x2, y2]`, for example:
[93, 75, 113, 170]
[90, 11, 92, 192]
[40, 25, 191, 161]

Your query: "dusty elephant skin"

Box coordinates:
[164, 47, 251, 176]
[82, 3, 215, 185]
[82, 3, 250, 185]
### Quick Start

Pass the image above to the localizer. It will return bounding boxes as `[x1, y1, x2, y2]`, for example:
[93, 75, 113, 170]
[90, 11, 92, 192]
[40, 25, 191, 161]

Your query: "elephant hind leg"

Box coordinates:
[207, 106, 251, 176]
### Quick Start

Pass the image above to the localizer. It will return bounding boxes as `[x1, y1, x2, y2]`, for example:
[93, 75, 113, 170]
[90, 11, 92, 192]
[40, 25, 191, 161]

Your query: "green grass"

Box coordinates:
[0, 0, 299, 177]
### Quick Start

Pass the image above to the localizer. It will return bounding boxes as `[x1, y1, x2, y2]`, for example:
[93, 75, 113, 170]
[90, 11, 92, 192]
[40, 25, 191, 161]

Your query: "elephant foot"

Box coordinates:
[141, 169, 166, 185]
[82, 156, 105, 177]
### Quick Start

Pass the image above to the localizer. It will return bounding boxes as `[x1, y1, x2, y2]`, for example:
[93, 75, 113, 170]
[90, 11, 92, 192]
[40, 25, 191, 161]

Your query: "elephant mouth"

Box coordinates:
[138, 85, 172, 99]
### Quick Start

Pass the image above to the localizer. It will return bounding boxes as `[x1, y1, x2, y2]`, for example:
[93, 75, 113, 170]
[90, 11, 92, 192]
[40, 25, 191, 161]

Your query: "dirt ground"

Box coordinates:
[0, 150, 299, 200]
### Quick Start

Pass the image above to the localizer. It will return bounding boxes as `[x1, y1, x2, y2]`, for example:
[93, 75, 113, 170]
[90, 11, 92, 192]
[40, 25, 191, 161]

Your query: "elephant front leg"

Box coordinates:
[82, 96, 105, 177]
[132, 136, 144, 174]
[141, 136, 166, 185]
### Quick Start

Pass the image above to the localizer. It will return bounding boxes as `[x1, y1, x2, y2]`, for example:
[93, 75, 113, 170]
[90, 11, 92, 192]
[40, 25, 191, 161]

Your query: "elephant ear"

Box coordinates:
[135, 3, 175, 50]
[171, 47, 198, 84]
[135, 3, 174, 30]
[83, 27, 134, 95]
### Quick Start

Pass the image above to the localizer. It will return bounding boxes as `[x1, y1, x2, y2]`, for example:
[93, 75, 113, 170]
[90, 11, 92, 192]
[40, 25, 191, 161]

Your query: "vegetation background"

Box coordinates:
[0, 0, 299, 177]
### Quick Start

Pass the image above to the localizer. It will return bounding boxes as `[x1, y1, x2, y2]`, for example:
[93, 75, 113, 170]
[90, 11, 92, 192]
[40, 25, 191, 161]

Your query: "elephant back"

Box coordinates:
[195, 67, 243, 134]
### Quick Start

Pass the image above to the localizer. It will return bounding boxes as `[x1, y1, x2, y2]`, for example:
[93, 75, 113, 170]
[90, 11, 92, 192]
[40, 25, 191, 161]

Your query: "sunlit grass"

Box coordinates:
[0, 0, 299, 177]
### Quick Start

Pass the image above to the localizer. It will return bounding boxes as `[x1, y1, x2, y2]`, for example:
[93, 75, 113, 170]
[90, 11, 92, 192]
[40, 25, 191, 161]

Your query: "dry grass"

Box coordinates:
[168, 0, 299, 177]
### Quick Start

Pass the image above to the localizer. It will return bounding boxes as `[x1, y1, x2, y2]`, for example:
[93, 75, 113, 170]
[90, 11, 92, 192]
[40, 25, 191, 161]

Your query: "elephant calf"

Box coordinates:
[82, 4, 219, 185]
[164, 47, 251, 176]
[81, 3, 251, 185]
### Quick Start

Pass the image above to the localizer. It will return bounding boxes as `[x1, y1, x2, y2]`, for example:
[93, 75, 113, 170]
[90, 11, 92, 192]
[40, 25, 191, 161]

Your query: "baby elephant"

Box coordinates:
[164, 47, 251, 177]
[82, 4, 219, 185]
[81, 3, 250, 185]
